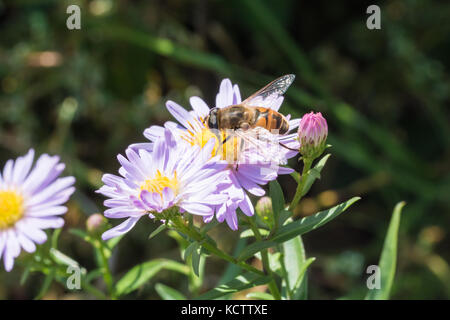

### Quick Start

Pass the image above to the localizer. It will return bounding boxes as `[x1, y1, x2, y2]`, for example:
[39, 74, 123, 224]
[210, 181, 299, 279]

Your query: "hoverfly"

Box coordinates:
[204, 74, 296, 165]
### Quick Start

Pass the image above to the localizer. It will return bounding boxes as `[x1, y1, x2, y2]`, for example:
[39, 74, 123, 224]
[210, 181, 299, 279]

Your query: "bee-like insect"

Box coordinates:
[205, 74, 294, 135]
[204, 74, 296, 165]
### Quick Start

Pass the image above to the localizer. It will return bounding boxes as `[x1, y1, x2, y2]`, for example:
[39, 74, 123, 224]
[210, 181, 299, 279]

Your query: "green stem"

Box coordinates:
[288, 158, 312, 212]
[171, 215, 265, 276]
[95, 239, 115, 299]
[248, 218, 282, 300]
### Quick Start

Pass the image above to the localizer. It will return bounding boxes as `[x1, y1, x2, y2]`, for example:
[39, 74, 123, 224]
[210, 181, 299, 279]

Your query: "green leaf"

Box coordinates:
[116, 259, 189, 296]
[237, 240, 277, 262]
[270, 180, 285, 224]
[277, 210, 292, 227]
[237, 197, 360, 261]
[272, 197, 360, 243]
[302, 154, 331, 197]
[107, 234, 124, 250]
[366, 201, 405, 300]
[155, 283, 186, 300]
[34, 269, 55, 300]
[282, 235, 310, 299]
[195, 272, 271, 300]
[240, 228, 270, 238]
[218, 238, 247, 286]
[191, 244, 202, 277]
[246, 292, 275, 300]
[183, 241, 197, 261]
[291, 257, 315, 299]
[148, 224, 168, 239]
[49, 248, 80, 269]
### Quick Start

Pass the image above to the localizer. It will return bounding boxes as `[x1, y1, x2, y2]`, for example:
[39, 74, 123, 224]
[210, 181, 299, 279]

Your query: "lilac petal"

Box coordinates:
[2, 159, 13, 185]
[180, 202, 214, 216]
[25, 217, 65, 229]
[26, 176, 75, 206]
[166, 100, 193, 130]
[216, 79, 233, 108]
[15, 220, 47, 244]
[239, 194, 255, 217]
[12, 149, 35, 184]
[190, 96, 210, 118]
[16, 231, 36, 253]
[225, 210, 238, 230]
[102, 216, 141, 240]
[144, 125, 165, 142]
[232, 84, 242, 104]
[27, 206, 68, 217]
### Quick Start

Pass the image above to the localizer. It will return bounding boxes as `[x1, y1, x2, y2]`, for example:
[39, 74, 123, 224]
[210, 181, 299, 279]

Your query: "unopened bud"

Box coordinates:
[86, 213, 107, 233]
[256, 197, 274, 228]
[297, 111, 328, 159]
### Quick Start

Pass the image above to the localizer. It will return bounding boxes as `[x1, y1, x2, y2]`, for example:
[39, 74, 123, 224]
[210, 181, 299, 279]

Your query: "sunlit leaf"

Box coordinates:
[116, 259, 189, 296]
[237, 197, 360, 261]
[195, 272, 271, 300]
[366, 201, 405, 300]
[155, 283, 186, 300]
[246, 292, 275, 300]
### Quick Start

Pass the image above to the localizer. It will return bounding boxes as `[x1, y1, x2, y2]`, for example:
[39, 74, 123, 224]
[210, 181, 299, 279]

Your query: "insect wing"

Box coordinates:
[233, 127, 287, 165]
[241, 74, 295, 109]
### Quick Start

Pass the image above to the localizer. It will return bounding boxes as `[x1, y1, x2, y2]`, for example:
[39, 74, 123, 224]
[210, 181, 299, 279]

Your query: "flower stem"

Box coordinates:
[95, 239, 116, 299]
[288, 158, 312, 212]
[247, 217, 282, 300]
[171, 215, 265, 276]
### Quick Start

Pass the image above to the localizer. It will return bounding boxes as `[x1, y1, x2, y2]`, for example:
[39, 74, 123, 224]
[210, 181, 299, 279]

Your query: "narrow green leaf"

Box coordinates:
[269, 180, 285, 223]
[191, 245, 202, 277]
[238, 197, 360, 261]
[246, 292, 275, 300]
[277, 210, 292, 227]
[195, 272, 271, 300]
[34, 269, 55, 300]
[291, 257, 315, 299]
[237, 241, 277, 262]
[218, 238, 247, 286]
[282, 235, 306, 298]
[116, 259, 189, 296]
[107, 234, 124, 250]
[20, 267, 31, 285]
[272, 197, 360, 243]
[155, 283, 187, 300]
[240, 228, 270, 238]
[302, 154, 331, 197]
[148, 224, 168, 240]
[366, 201, 405, 300]
[183, 241, 198, 261]
[49, 248, 80, 268]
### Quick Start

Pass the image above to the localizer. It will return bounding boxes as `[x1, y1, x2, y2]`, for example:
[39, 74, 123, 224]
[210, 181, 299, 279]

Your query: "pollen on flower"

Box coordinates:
[182, 123, 241, 163]
[0, 190, 24, 230]
[140, 170, 179, 196]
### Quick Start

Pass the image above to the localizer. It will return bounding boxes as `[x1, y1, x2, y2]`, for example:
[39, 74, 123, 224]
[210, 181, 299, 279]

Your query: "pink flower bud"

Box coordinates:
[297, 112, 328, 159]
[86, 213, 107, 233]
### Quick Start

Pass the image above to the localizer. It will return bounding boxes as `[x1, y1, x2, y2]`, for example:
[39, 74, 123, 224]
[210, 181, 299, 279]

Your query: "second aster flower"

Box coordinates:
[97, 129, 229, 240]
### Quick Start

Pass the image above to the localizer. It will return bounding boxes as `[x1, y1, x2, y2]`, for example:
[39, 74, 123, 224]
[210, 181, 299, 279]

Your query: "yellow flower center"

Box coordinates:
[0, 190, 24, 230]
[182, 119, 241, 162]
[140, 170, 179, 197]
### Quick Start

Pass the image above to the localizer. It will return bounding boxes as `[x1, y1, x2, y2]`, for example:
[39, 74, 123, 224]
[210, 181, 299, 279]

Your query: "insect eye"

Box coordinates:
[207, 108, 218, 129]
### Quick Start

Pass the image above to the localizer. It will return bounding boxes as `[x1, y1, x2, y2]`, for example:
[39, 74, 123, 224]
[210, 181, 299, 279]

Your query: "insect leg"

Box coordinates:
[279, 142, 298, 152]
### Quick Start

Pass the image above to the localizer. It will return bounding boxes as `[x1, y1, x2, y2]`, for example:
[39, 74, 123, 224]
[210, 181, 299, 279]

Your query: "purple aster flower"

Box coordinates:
[131, 78, 300, 230]
[97, 129, 229, 240]
[0, 149, 75, 271]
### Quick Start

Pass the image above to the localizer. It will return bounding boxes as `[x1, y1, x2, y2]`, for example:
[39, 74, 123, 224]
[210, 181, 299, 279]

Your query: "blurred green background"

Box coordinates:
[0, 0, 449, 299]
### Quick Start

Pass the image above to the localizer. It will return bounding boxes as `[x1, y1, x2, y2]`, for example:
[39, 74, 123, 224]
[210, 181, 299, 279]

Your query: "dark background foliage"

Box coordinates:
[0, 0, 449, 299]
